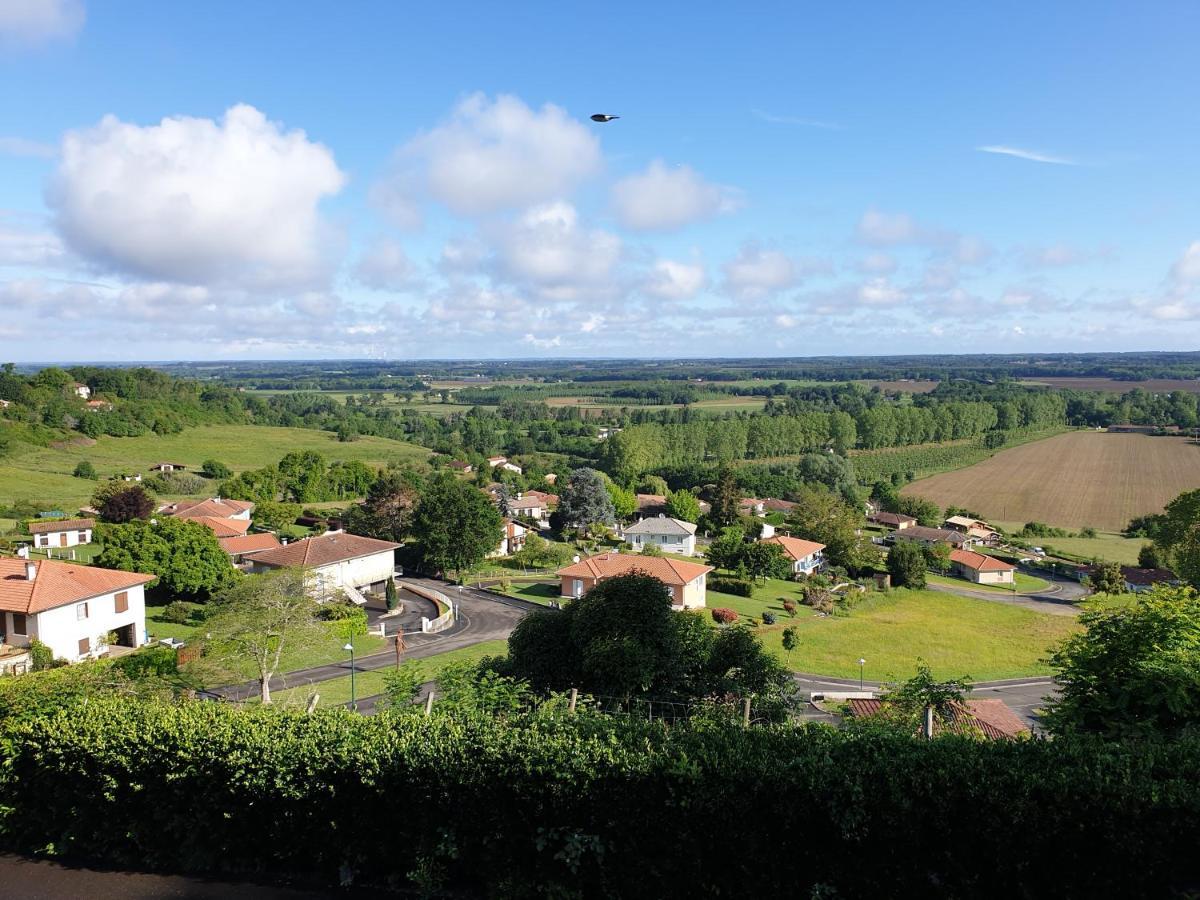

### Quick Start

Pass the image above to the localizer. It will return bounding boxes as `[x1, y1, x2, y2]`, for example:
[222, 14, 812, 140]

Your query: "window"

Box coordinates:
[78, 531, 88, 542]
[78, 637, 90, 655]
[11, 613, 27, 635]
[76, 602, 89, 620]
[37, 535, 47, 548]
[114, 592, 129, 614]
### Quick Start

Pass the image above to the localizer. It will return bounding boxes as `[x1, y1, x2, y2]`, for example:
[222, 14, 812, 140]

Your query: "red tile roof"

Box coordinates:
[760, 535, 825, 561]
[0, 558, 154, 615]
[27, 518, 94, 534]
[847, 697, 1028, 739]
[179, 516, 250, 538]
[523, 490, 559, 505]
[949, 548, 1015, 573]
[162, 498, 254, 518]
[870, 511, 917, 527]
[217, 533, 282, 556]
[247, 532, 401, 569]
[556, 552, 713, 586]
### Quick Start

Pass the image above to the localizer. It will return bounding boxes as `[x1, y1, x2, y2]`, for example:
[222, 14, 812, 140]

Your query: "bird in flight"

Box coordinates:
[590, 114, 619, 123]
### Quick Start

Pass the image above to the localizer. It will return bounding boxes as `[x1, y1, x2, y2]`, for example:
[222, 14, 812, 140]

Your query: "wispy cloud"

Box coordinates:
[0, 136, 57, 159]
[752, 109, 841, 130]
[976, 145, 1077, 165]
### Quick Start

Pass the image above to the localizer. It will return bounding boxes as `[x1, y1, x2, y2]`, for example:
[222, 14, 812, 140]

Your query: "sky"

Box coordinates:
[1, 0, 1199, 361]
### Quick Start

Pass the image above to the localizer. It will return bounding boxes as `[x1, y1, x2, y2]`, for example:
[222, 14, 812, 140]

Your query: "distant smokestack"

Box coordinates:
[25, 562, 37, 581]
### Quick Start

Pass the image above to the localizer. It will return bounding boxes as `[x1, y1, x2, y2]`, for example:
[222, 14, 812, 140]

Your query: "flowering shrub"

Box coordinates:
[711, 607, 738, 625]
[762, 612, 777, 625]
[782, 600, 797, 617]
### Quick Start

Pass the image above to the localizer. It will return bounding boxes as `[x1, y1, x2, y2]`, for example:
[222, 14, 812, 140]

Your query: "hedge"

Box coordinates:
[708, 575, 753, 597]
[3, 698, 1200, 897]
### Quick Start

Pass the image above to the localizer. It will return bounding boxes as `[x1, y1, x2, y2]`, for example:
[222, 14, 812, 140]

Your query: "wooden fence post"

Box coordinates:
[742, 696, 752, 727]
[306, 694, 319, 714]
[568, 688, 578, 713]
[424, 691, 435, 716]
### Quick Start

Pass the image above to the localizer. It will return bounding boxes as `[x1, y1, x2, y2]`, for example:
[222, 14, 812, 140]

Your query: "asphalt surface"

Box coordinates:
[214, 578, 531, 702]
[925, 569, 1089, 616]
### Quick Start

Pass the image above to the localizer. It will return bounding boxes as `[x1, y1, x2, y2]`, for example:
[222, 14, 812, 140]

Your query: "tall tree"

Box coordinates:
[558, 467, 616, 529]
[93, 483, 155, 523]
[786, 485, 874, 572]
[1152, 489, 1200, 588]
[201, 568, 326, 704]
[412, 474, 502, 578]
[346, 470, 419, 542]
[665, 489, 701, 524]
[95, 518, 237, 601]
[887, 541, 927, 589]
[710, 464, 741, 528]
[1088, 561, 1126, 596]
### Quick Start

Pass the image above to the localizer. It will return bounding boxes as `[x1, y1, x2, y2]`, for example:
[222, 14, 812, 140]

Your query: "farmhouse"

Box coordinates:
[868, 511, 917, 530]
[944, 516, 1001, 542]
[489, 519, 529, 557]
[247, 532, 400, 599]
[486, 455, 523, 474]
[1077, 564, 1180, 593]
[72, 382, 91, 400]
[28, 518, 94, 550]
[556, 552, 713, 610]
[0, 558, 153, 664]
[522, 489, 558, 507]
[218, 532, 282, 563]
[892, 526, 972, 548]
[149, 462, 187, 473]
[846, 697, 1028, 740]
[447, 460, 473, 473]
[623, 515, 698, 556]
[85, 399, 113, 411]
[506, 493, 549, 524]
[758, 535, 825, 577]
[949, 548, 1016, 585]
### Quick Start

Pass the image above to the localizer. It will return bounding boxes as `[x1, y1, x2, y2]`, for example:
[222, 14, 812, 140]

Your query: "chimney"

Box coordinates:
[572, 554, 580, 563]
[25, 561, 37, 581]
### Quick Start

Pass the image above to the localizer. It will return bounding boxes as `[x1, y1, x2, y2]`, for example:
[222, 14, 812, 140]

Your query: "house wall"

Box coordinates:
[253, 551, 395, 595]
[34, 528, 92, 549]
[677, 575, 707, 609]
[5, 584, 147, 662]
[792, 552, 823, 576]
[628, 532, 696, 556]
[952, 562, 1014, 584]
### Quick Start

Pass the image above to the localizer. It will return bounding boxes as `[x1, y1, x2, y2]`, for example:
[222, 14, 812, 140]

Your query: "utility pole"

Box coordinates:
[394, 631, 406, 669]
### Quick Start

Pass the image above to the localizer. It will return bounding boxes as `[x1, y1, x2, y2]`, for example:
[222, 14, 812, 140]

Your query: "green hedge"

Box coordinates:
[2, 699, 1199, 897]
[708, 575, 754, 597]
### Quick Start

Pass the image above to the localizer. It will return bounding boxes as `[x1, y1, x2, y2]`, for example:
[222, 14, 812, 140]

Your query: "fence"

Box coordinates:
[400, 581, 456, 633]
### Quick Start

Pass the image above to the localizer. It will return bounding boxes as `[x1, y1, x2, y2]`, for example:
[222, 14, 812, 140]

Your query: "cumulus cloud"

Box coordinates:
[48, 104, 346, 289]
[372, 93, 602, 224]
[722, 244, 799, 300]
[856, 209, 920, 245]
[0, 0, 84, 49]
[642, 258, 707, 300]
[492, 201, 621, 301]
[857, 277, 906, 306]
[1170, 241, 1200, 285]
[354, 237, 421, 291]
[610, 160, 740, 231]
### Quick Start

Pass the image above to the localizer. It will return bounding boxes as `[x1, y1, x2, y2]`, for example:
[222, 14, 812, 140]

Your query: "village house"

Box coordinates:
[949, 548, 1016, 585]
[739, 498, 766, 516]
[556, 552, 713, 610]
[72, 382, 91, 400]
[28, 518, 94, 550]
[846, 697, 1029, 740]
[1076, 564, 1180, 593]
[486, 455, 523, 474]
[489, 519, 529, 558]
[636, 493, 668, 516]
[758, 535, 826, 577]
[218, 532, 282, 564]
[944, 516, 1001, 543]
[247, 532, 400, 601]
[505, 493, 548, 524]
[447, 460, 473, 473]
[149, 462, 187, 473]
[891, 525, 972, 549]
[623, 515, 698, 556]
[0, 557, 153, 664]
[84, 399, 113, 412]
[868, 511, 917, 530]
[522, 489, 558, 507]
[160, 497, 254, 521]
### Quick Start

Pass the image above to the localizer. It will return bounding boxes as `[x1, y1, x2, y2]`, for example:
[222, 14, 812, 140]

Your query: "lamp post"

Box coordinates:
[344, 642, 357, 711]
[858, 658, 866, 691]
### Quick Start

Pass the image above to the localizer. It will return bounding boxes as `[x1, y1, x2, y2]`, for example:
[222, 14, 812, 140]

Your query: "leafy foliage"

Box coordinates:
[94, 483, 155, 523]
[888, 541, 927, 589]
[411, 474, 503, 577]
[558, 468, 616, 529]
[95, 518, 236, 601]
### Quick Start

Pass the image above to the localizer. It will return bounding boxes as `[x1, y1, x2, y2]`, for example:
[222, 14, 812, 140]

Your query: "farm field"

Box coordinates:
[858, 379, 940, 393]
[705, 582, 1075, 680]
[542, 395, 768, 414]
[246, 389, 472, 417]
[1018, 377, 1200, 394]
[0, 424, 431, 511]
[903, 432, 1200, 531]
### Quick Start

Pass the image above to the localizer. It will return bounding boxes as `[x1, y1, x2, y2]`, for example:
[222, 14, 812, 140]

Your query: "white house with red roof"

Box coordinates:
[0, 558, 154, 663]
[247, 532, 400, 597]
[28, 518, 94, 550]
[949, 548, 1016, 585]
[489, 519, 529, 558]
[758, 535, 826, 577]
[556, 552, 713, 610]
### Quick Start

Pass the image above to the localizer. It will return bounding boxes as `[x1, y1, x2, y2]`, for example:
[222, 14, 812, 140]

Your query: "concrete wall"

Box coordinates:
[254, 550, 395, 596]
[5, 584, 147, 662]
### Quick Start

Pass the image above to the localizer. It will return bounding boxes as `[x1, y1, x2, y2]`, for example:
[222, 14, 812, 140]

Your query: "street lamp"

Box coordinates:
[858, 658, 866, 691]
[343, 642, 357, 711]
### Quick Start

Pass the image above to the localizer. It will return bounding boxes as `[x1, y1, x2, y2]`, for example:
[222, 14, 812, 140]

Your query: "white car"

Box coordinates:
[1031, 547, 1045, 556]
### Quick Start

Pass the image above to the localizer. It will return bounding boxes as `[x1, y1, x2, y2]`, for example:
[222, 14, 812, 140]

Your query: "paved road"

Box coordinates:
[927, 569, 1088, 616]
[793, 671, 1057, 729]
[214, 578, 531, 702]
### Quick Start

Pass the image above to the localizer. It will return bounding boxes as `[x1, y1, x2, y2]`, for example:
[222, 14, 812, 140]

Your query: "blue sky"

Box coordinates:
[1, 0, 1199, 360]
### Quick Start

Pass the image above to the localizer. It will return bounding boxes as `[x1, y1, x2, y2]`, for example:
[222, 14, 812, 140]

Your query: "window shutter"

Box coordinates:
[12, 614, 27, 635]
[114, 592, 129, 613]
[78, 637, 90, 655]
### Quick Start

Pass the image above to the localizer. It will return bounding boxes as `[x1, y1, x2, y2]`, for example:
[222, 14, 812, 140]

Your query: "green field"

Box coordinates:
[266, 639, 510, 708]
[0, 424, 431, 511]
[925, 571, 1051, 594]
[706, 580, 1075, 680]
[994, 522, 1145, 566]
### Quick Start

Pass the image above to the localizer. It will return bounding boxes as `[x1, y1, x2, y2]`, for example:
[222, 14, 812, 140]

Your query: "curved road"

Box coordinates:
[926, 569, 1089, 616]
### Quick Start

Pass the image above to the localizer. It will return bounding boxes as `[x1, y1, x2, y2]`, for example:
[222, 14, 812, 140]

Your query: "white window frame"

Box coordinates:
[76, 602, 89, 620]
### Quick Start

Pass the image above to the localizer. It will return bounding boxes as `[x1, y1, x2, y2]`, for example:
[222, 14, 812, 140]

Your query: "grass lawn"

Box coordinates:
[995, 522, 1146, 566]
[926, 571, 1051, 595]
[706, 579, 1075, 681]
[494, 581, 560, 605]
[266, 639, 510, 708]
[0, 424, 431, 511]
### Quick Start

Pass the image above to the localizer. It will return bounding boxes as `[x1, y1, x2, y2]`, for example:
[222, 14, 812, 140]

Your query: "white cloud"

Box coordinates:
[610, 160, 741, 231]
[354, 237, 420, 291]
[976, 145, 1076, 166]
[857, 252, 897, 274]
[523, 333, 562, 349]
[856, 209, 920, 245]
[1170, 241, 1200, 285]
[373, 93, 601, 224]
[642, 258, 707, 300]
[493, 201, 621, 300]
[0, 0, 84, 49]
[48, 104, 346, 289]
[722, 243, 801, 300]
[858, 277, 906, 306]
[0, 221, 66, 266]
[0, 136, 57, 158]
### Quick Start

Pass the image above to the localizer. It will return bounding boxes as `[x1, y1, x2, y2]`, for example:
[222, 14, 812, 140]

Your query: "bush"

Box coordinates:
[159, 601, 192, 625]
[3, 698, 1200, 898]
[73, 460, 97, 479]
[782, 599, 797, 617]
[1079, 526, 1098, 539]
[708, 576, 753, 597]
[200, 459, 232, 480]
[711, 607, 738, 625]
[28, 639, 59, 671]
[761, 612, 777, 625]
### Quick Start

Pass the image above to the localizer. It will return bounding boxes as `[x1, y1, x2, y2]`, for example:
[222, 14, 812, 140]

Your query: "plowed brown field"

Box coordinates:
[902, 432, 1200, 530]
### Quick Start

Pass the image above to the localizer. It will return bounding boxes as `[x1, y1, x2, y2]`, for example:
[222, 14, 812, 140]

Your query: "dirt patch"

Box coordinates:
[49, 437, 97, 450]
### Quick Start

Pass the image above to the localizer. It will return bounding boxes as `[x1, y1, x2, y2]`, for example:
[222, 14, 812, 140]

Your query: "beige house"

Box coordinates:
[489, 519, 529, 557]
[29, 518, 94, 550]
[0, 558, 153, 664]
[556, 552, 713, 610]
[623, 515, 698, 556]
[758, 535, 826, 577]
[950, 548, 1016, 585]
[218, 532, 282, 563]
[944, 516, 1001, 542]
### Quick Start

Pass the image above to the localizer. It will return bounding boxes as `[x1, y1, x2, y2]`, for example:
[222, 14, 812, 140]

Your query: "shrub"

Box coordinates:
[73, 460, 97, 479]
[160, 601, 192, 625]
[708, 576, 753, 597]
[711, 607, 738, 625]
[1079, 526, 1098, 539]
[761, 612, 777, 625]
[200, 459, 232, 480]
[782, 599, 797, 617]
[28, 639, 58, 671]
[385, 577, 398, 611]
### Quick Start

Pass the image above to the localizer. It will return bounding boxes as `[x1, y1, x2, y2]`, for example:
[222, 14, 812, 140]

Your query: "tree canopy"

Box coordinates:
[411, 474, 502, 577]
[558, 468, 616, 529]
[95, 518, 237, 601]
